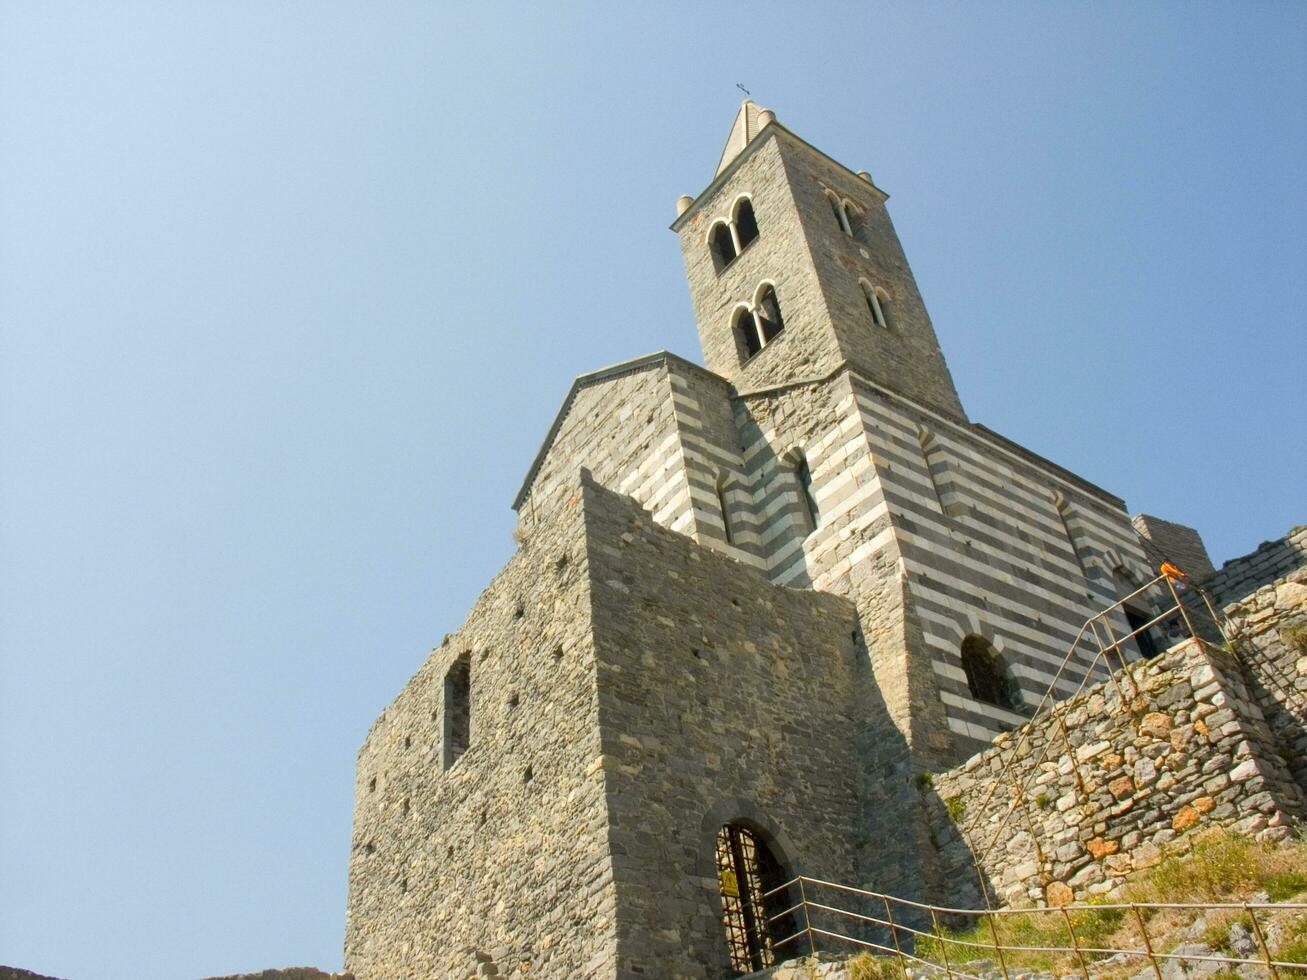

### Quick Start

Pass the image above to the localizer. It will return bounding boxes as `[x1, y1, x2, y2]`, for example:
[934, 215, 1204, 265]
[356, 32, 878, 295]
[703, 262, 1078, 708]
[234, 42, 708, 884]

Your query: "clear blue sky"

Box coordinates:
[1, 3, 1303, 978]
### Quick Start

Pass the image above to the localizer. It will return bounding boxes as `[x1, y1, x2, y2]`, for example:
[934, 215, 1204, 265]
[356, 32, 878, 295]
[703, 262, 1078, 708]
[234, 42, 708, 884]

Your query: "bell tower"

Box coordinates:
[672, 102, 967, 420]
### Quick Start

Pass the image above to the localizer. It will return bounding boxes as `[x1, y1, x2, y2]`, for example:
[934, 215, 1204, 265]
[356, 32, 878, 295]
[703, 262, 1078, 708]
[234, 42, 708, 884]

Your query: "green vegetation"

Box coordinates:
[847, 952, 905, 980]
[1282, 624, 1307, 654]
[901, 831, 1307, 977]
[944, 796, 966, 822]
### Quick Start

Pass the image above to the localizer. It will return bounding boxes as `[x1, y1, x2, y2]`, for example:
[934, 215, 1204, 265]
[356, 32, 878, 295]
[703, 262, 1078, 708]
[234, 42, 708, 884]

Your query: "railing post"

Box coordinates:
[1197, 586, 1228, 646]
[985, 911, 1011, 980]
[1089, 620, 1129, 706]
[1099, 613, 1138, 699]
[1131, 904, 1163, 980]
[1059, 906, 1090, 980]
[797, 877, 816, 957]
[929, 907, 954, 980]
[882, 896, 909, 978]
[1164, 575, 1201, 647]
[1244, 903, 1280, 980]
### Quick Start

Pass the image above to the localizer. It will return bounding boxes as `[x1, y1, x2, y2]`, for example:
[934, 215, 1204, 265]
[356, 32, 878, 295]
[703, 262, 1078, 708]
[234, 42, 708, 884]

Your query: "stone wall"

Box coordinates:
[1203, 525, 1307, 609]
[676, 132, 846, 393]
[928, 637, 1306, 908]
[1226, 563, 1307, 799]
[851, 376, 1155, 761]
[345, 479, 617, 979]
[580, 476, 912, 977]
[1132, 514, 1216, 581]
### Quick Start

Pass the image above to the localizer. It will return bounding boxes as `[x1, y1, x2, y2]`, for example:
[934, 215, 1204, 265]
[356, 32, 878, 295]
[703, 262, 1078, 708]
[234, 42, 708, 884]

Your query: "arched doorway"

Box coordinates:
[714, 822, 797, 973]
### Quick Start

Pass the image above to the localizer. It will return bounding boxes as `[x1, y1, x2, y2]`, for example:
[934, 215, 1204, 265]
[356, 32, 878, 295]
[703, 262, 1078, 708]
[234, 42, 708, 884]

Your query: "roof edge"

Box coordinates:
[511, 351, 730, 512]
[671, 120, 889, 233]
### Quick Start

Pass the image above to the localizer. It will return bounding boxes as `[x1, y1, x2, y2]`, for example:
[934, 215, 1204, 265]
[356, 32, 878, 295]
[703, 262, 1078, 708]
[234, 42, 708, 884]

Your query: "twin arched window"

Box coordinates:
[860, 280, 894, 329]
[733, 283, 785, 361]
[960, 635, 1023, 711]
[709, 197, 760, 272]
[823, 189, 864, 239]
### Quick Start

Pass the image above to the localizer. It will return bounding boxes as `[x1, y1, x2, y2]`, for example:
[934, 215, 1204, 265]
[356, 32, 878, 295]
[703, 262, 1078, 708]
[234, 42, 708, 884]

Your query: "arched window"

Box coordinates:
[733, 285, 785, 363]
[734, 306, 762, 359]
[873, 287, 894, 330]
[716, 473, 735, 545]
[715, 822, 797, 974]
[795, 453, 819, 532]
[860, 281, 888, 328]
[755, 284, 784, 342]
[825, 191, 850, 235]
[707, 197, 760, 274]
[734, 198, 759, 250]
[843, 199, 867, 241]
[960, 635, 1022, 711]
[1124, 606, 1161, 660]
[710, 221, 737, 271]
[442, 653, 472, 769]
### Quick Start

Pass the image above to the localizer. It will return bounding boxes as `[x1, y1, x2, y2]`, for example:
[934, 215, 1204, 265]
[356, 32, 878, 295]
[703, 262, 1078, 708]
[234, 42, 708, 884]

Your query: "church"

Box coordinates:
[343, 102, 1182, 979]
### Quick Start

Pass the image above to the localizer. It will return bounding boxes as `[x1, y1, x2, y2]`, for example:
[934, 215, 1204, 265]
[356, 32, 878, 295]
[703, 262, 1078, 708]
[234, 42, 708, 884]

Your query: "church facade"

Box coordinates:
[344, 104, 1165, 979]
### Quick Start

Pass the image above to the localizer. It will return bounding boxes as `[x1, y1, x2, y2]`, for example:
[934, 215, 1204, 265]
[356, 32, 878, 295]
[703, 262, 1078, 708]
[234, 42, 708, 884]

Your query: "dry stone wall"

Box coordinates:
[1204, 526, 1307, 609]
[1226, 562, 1307, 798]
[928, 637, 1307, 908]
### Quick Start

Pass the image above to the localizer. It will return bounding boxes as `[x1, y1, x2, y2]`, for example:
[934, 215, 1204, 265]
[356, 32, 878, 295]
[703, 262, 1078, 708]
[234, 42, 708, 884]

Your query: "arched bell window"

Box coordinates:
[860, 280, 891, 329]
[755, 284, 784, 342]
[715, 822, 797, 974]
[825, 189, 851, 235]
[960, 635, 1022, 711]
[710, 221, 737, 271]
[733, 198, 759, 250]
[706, 195, 761, 273]
[733, 283, 786, 362]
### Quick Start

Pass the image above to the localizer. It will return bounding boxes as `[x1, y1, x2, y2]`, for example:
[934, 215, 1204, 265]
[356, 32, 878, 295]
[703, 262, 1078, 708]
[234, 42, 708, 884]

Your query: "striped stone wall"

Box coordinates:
[851, 375, 1155, 758]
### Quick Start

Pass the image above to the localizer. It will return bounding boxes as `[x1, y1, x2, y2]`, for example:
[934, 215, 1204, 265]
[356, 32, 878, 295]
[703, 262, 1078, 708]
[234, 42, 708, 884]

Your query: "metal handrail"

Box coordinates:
[954, 569, 1229, 901]
[764, 875, 1306, 977]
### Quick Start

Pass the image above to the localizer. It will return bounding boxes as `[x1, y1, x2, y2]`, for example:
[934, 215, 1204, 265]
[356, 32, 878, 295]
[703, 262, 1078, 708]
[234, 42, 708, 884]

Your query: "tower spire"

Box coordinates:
[714, 99, 775, 177]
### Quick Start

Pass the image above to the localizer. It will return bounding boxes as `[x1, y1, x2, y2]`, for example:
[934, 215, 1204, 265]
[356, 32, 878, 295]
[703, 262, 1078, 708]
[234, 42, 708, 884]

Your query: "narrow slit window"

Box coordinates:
[716, 476, 735, 545]
[795, 455, 819, 532]
[442, 653, 471, 769]
[917, 430, 948, 513]
[1054, 494, 1095, 581]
